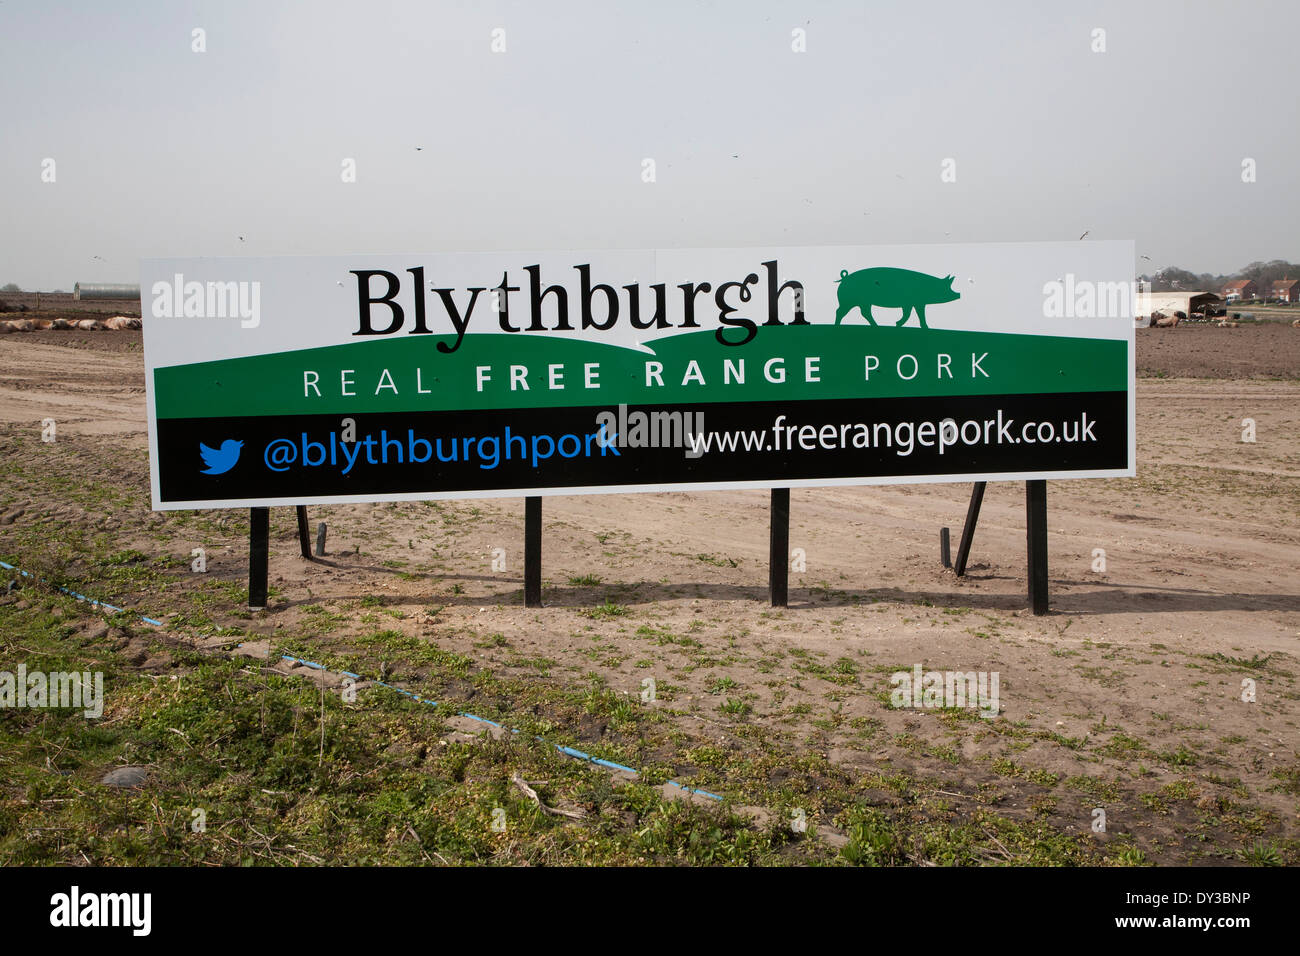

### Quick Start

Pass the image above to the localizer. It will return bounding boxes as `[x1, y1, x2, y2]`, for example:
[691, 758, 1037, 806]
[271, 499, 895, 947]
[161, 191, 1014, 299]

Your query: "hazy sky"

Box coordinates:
[2, 0, 1296, 291]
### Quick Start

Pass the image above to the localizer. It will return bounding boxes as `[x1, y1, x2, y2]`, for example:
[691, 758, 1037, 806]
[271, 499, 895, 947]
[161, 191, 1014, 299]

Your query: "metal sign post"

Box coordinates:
[769, 488, 790, 607]
[295, 505, 312, 559]
[941, 480, 1049, 614]
[248, 507, 269, 610]
[524, 496, 542, 607]
[247, 505, 313, 611]
[1026, 480, 1049, 615]
[954, 482, 987, 578]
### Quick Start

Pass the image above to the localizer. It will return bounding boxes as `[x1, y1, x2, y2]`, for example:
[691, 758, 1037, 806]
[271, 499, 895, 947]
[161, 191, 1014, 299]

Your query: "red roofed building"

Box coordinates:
[1272, 278, 1299, 302]
[1222, 279, 1258, 301]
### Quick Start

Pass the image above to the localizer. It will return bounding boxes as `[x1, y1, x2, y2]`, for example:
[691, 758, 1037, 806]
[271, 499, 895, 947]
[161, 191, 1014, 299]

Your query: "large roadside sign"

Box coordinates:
[142, 241, 1136, 510]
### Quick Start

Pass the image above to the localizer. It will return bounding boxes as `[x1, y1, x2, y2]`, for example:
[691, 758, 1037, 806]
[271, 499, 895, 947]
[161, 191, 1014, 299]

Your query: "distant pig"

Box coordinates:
[834, 267, 960, 328]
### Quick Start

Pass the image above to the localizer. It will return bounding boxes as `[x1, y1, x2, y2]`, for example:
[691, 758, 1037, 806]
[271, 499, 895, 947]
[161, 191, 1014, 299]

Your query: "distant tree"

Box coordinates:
[1140, 267, 1272, 293]
[1143, 267, 1205, 292]
[0, 283, 19, 292]
[1161, 268, 1202, 291]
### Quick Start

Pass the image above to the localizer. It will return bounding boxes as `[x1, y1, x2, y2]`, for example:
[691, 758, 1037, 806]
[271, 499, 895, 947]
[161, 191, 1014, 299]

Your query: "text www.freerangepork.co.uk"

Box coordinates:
[257, 409, 1098, 475]
[684, 411, 1099, 456]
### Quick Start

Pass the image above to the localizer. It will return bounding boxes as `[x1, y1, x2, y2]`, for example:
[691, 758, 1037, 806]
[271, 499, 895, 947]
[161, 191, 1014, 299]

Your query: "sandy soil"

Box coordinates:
[1136, 323, 1300, 379]
[1, 325, 1297, 862]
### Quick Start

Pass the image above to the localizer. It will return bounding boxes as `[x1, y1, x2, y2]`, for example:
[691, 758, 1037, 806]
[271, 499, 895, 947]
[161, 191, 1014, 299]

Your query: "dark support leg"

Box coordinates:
[315, 522, 327, 557]
[295, 506, 312, 559]
[769, 488, 790, 608]
[939, 527, 951, 568]
[1026, 480, 1049, 615]
[249, 507, 269, 610]
[954, 481, 987, 577]
[524, 496, 542, 608]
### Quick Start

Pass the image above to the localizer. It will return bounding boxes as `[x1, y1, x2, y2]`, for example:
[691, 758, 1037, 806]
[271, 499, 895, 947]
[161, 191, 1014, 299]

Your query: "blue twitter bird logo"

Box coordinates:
[200, 440, 243, 475]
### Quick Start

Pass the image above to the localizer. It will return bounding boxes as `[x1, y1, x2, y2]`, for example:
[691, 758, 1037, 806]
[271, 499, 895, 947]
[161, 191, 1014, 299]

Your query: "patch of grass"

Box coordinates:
[581, 600, 629, 621]
[1159, 745, 1199, 768]
[102, 549, 149, 566]
[1238, 842, 1283, 866]
[990, 758, 1058, 787]
[1026, 768, 1061, 787]
[841, 809, 906, 866]
[1140, 793, 1169, 814]
[1162, 779, 1198, 801]
[684, 745, 728, 769]
[634, 625, 699, 648]
[0, 592, 847, 866]
[929, 746, 961, 765]
[1065, 776, 1120, 801]
[300, 604, 347, 634]
[1096, 732, 1148, 759]
[1267, 765, 1300, 796]
[719, 698, 752, 718]
[1075, 665, 1128, 689]
[1202, 651, 1273, 671]
[1112, 845, 1150, 867]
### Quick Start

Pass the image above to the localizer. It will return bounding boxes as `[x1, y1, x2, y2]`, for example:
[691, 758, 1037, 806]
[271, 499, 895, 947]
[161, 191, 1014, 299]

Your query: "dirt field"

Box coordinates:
[1136, 323, 1300, 379]
[1, 325, 1297, 865]
[0, 295, 142, 316]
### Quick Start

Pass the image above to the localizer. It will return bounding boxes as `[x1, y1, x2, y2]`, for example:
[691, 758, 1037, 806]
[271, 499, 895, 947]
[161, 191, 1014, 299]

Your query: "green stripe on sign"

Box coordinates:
[153, 325, 1127, 419]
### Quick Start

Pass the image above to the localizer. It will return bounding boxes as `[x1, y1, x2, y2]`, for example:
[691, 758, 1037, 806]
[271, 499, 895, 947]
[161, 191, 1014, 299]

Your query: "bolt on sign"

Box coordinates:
[141, 242, 1136, 509]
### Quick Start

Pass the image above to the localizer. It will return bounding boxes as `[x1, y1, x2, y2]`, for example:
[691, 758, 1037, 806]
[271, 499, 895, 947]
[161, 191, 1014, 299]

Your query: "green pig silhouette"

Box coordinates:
[833, 267, 960, 328]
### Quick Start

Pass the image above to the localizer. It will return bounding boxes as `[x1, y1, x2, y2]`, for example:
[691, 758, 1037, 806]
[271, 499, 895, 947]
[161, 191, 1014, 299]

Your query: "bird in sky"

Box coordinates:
[1078, 230, 1090, 240]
